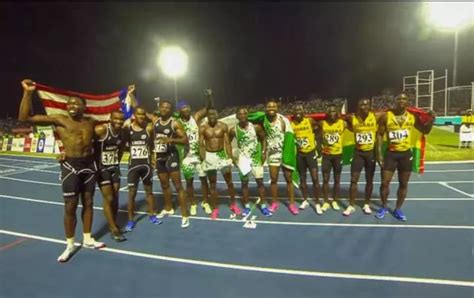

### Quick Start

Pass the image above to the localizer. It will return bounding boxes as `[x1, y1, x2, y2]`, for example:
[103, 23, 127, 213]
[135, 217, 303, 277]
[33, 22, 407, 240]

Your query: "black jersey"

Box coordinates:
[95, 124, 122, 168]
[127, 125, 151, 166]
[153, 117, 178, 159]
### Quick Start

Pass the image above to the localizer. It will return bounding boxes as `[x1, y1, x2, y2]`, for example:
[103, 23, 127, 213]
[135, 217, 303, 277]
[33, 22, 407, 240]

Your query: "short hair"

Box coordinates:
[69, 96, 86, 105]
[207, 108, 218, 113]
[134, 106, 146, 114]
[265, 98, 278, 105]
[159, 99, 174, 109]
[235, 106, 248, 113]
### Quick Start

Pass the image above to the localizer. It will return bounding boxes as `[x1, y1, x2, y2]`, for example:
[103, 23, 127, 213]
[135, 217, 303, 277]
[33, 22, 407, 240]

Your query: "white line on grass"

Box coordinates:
[0, 229, 473, 287]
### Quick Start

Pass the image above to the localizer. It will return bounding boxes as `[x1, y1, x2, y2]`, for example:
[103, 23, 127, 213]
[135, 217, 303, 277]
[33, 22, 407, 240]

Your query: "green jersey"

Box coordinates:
[236, 122, 262, 164]
[177, 116, 200, 157]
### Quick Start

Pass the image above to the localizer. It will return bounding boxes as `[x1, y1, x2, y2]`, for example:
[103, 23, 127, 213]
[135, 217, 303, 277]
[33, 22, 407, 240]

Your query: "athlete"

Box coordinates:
[199, 108, 241, 219]
[229, 107, 272, 217]
[153, 99, 190, 228]
[376, 92, 434, 220]
[124, 107, 161, 231]
[291, 104, 322, 214]
[176, 90, 214, 215]
[18, 79, 105, 262]
[343, 98, 380, 216]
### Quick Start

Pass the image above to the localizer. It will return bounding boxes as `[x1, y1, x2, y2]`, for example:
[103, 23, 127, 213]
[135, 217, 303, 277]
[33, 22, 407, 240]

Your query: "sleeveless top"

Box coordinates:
[322, 119, 345, 155]
[291, 117, 316, 153]
[352, 112, 377, 151]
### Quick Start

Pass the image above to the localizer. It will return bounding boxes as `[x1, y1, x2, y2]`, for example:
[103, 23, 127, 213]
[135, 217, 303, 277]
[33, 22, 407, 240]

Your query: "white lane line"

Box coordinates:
[0, 229, 473, 287]
[1, 194, 473, 230]
[1, 157, 474, 173]
[0, 170, 471, 186]
[0, 175, 473, 201]
[438, 182, 474, 198]
[0, 164, 59, 174]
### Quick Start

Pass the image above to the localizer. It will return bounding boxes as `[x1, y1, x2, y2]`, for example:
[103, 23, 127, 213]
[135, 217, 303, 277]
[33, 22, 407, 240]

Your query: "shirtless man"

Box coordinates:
[199, 108, 241, 219]
[18, 79, 105, 263]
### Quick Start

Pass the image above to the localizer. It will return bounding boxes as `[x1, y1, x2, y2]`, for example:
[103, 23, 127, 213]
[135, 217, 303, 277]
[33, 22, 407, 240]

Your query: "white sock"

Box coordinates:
[66, 237, 75, 248]
[83, 233, 92, 243]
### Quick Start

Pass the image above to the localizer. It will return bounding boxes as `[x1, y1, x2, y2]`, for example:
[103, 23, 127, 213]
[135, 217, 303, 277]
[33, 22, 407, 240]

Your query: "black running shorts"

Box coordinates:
[351, 149, 376, 175]
[60, 155, 98, 197]
[321, 153, 342, 174]
[383, 150, 412, 172]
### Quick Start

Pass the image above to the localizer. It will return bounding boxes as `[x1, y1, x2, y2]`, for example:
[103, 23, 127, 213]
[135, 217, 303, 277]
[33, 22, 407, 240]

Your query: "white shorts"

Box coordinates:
[267, 148, 283, 167]
[203, 150, 233, 173]
[181, 154, 206, 180]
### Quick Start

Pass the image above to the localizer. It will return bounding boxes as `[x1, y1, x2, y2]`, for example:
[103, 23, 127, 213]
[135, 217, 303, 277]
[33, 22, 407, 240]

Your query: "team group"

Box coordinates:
[17, 79, 434, 262]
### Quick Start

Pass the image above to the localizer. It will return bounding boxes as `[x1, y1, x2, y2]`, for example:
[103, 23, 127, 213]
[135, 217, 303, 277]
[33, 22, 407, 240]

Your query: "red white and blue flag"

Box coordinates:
[35, 83, 134, 122]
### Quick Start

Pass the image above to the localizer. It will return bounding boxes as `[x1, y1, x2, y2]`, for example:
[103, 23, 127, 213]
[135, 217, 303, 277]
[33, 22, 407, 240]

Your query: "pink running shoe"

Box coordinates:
[229, 203, 241, 215]
[269, 202, 279, 213]
[288, 204, 299, 215]
[211, 208, 219, 220]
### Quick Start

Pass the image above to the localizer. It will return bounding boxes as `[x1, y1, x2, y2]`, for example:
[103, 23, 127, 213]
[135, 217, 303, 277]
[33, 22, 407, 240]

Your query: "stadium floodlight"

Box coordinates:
[157, 46, 188, 105]
[425, 2, 474, 30]
[424, 2, 474, 87]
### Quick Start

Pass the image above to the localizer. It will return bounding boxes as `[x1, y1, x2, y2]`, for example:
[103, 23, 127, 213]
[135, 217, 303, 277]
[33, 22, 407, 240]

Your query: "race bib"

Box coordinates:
[388, 129, 409, 143]
[101, 151, 118, 165]
[188, 133, 197, 143]
[355, 132, 374, 145]
[154, 134, 168, 153]
[325, 133, 340, 145]
[131, 145, 149, 159]
[296, 137, 309, 149]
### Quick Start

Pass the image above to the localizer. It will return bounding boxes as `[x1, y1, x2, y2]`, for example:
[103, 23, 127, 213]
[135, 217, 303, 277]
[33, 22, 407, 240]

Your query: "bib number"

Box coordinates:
[154, 134, 168, 153]
[325, 133, 339, 145]
[131, 145, 148, 159]
[355, 132, 373, 145]
[388, 129, 409, 143]
[101, 151, 118, 165]
[296, 137, 309, 149]
[188, 133, 197, 143]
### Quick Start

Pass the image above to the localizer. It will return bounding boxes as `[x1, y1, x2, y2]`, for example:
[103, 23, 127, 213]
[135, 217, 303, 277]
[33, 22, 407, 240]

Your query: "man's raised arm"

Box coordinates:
[18, 79, 62, 125]
[194, 89, 215, 123]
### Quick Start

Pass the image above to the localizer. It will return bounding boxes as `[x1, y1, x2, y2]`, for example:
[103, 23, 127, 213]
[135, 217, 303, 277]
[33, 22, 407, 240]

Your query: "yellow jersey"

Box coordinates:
[461, 115, 474, 125]
[352, 112, 377, 151]
[386, 110, 415, 152]
[291, 117, 316, 153]
[322, 119, 345, 155]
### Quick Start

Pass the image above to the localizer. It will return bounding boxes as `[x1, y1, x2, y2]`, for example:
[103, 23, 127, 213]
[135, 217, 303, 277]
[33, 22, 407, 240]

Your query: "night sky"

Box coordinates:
[1, 2, 473, 117]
